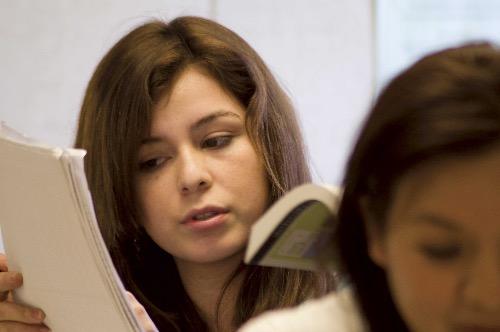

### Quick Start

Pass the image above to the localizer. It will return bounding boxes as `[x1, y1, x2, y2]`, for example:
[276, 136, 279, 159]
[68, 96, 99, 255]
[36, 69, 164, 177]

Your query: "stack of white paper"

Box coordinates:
[0, 122, 143, 332]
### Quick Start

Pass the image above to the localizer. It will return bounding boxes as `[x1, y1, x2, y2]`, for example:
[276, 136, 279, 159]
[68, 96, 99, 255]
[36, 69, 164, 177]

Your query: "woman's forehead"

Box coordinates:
[387, 148, 500, 233]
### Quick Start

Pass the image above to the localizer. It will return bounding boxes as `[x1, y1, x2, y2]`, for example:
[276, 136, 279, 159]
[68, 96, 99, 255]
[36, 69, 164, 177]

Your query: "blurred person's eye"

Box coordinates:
[419, 244, 462, 262]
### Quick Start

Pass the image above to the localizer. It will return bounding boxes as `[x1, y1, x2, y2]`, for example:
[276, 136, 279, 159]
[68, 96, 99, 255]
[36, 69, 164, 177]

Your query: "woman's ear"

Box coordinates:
[359, 197, 387, 268]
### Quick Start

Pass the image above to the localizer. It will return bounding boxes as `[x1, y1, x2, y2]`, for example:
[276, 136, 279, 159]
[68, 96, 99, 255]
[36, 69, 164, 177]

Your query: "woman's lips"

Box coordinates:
[182, 206, 229, 230]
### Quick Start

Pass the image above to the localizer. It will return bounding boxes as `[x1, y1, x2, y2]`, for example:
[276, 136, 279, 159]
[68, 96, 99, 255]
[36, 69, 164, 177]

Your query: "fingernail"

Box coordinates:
[31, 309, 45, 321]
[10, 272, 22, 284]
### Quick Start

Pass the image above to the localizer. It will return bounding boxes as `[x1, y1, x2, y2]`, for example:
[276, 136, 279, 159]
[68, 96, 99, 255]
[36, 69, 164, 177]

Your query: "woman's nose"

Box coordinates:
[461, 252, 500, 312]
[176, 149, 212, 194]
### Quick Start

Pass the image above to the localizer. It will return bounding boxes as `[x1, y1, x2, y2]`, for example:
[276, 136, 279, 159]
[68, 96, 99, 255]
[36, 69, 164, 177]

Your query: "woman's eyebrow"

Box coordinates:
[140, 110, 242, 145]
[190, 110, 241, 133]
[415, 213, 461, 232]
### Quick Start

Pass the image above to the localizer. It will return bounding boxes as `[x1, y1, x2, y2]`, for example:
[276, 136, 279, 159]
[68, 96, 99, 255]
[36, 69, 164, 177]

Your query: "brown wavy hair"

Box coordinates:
[336, 42, 500, 331]
[75, 16, 333, 331]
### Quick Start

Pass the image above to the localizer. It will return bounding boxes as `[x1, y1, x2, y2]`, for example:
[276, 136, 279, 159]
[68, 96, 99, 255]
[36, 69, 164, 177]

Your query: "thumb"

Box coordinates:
[125, 291, 159, 332]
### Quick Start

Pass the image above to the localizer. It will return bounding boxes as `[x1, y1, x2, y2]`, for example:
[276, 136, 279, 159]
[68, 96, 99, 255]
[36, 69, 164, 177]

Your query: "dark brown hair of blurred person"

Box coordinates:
[336, 42, 500, 331]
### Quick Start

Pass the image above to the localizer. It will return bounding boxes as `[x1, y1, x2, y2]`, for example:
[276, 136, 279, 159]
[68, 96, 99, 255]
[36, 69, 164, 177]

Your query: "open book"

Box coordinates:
[0, 122, 143, 332]
[244, 183, 340, 271]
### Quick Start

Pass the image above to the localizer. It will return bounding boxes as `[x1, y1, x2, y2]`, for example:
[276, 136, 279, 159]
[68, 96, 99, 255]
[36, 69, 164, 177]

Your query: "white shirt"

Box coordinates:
[238, 288, 365, 332]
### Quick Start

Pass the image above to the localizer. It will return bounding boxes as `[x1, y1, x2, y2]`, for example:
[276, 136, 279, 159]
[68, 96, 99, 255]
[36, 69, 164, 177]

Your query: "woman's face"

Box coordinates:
[135, 66, 269, 266]
[368, 148, 500, 332]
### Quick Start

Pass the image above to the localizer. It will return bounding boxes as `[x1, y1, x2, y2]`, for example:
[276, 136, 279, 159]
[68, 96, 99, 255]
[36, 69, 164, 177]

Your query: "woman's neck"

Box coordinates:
[175, 253, 244, 332]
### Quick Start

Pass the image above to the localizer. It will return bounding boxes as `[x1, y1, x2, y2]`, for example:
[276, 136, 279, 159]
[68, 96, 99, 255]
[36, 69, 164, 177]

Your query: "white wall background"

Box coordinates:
[376, 0, 500, 89]
[0, 0, 374, 185]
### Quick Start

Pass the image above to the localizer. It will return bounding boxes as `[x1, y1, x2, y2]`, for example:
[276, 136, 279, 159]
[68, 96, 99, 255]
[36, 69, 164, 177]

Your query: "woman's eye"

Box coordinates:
[138, 157, 167, 171]
[420, 244, 462, 262]
[202, 136, 232, 149]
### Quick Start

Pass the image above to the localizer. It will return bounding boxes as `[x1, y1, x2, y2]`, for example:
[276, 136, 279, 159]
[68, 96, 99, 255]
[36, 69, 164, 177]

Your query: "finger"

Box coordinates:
[126, 292, 158, 332]
[0, 255, 11, 301]
[0, 254, 7, 272]
[0, 321, 50, 332]
[125, 291, 143, 311]
[0, 272, 22, 293]
[0, 302, 45, 325]
[0, 272, 22, 301]
[126, 291, 148, 317]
